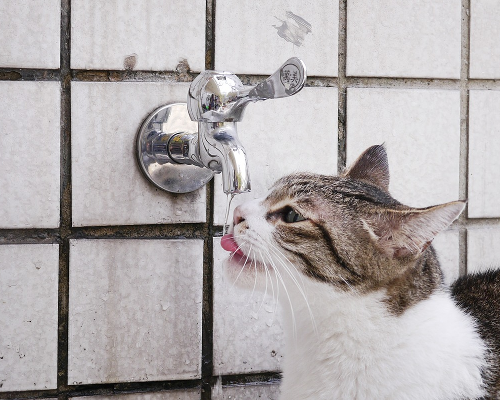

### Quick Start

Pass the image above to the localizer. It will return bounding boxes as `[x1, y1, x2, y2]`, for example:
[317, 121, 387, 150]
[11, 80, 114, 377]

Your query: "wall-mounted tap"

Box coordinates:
[136, 57, 306, 194]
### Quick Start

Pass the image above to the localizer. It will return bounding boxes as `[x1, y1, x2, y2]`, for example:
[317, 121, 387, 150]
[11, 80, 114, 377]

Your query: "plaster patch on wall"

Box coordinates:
[273, 11, 312, 47]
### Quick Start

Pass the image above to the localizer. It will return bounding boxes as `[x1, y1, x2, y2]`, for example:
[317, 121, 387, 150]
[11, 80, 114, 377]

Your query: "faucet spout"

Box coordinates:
[198, 122, 250, 194]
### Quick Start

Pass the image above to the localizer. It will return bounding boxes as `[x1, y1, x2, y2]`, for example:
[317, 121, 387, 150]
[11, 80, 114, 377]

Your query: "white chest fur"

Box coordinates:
[278, 280, 486, 400]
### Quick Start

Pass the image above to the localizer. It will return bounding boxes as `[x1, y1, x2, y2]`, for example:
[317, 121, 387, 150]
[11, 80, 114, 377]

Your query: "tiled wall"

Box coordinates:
[1, 0, 500, 399]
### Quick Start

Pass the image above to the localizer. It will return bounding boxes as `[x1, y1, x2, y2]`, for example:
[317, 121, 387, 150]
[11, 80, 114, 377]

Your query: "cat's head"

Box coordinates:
[221, 145, 464, 298]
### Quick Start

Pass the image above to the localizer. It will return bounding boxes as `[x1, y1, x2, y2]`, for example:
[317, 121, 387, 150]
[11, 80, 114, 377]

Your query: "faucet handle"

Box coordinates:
[248, 57, 307, 100]
[187, 57, 306, 123]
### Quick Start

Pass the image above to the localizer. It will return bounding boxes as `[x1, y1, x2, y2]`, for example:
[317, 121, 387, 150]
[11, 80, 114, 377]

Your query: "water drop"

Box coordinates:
[222, 193, 236, 235]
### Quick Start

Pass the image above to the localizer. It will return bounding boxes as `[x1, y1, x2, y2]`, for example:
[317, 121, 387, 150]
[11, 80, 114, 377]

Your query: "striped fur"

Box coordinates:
[224, 145, 499, 399]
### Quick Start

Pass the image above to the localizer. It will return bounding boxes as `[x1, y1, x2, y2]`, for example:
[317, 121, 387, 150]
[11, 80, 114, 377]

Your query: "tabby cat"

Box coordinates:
[221, 145, 500, 400]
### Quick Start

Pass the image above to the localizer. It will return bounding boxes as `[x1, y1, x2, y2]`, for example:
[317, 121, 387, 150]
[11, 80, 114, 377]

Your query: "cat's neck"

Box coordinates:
[277, 268, 486, 400]
[278, 246, 445, 331]
[382, 246, 444, 314]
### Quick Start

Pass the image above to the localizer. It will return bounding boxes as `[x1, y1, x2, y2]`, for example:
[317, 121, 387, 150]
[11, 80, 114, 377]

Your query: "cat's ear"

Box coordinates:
[344, 144, 390, 191]
[362, 201, 465, 259]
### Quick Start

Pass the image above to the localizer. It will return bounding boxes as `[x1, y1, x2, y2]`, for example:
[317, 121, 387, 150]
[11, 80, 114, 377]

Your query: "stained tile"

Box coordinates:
[347, 0, 461, 78]
[0, 0, 60, 69]
[467, 228, 500, 274]
[68, 239, 203, 384]
[212, 382, 280, 400]
[0, 244, 59, 392]
[470, 0, 500, 78]
[214, 87, 338, 225]
[71, 0, 205, 71]
[346, 88, 461, 208]
[0, 81, 60, 228]
[215, 0, 338, 76]
[71, 82, 206, 226]
[213, 238, 285, 375]
[468, 90, 500, 218]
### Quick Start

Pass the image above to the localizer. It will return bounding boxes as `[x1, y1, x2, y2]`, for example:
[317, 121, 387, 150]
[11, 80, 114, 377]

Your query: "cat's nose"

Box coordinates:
[233, 206, 246, 226]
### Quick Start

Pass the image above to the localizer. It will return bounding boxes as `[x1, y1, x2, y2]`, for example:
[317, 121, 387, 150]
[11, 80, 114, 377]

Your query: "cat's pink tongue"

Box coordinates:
[221, 234, 245, 257]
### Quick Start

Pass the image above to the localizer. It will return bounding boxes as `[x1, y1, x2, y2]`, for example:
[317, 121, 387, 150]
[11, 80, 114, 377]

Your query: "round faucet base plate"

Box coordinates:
[136, 103, 214, 194]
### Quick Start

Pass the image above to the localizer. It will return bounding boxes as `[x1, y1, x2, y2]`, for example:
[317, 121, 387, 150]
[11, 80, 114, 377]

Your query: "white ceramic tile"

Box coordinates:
[212, 382, 281, 400]
[0, 0, 60, 69]
[68, 239, 203, 384]
[71, 0, 205, 71]
[470, 0, 500, 78]
[0, 81, 60, 228]
[71, 390, 200, 400]
[213, 238, 285, 375]
[71, 82, 206, 226]
[215, 0, 338, 76]
[347, 0, 461, 78]
[0, 244, 59, 392]
[214, 87, 338, 225]
[468, 90, 500, 218]
[467, 228, 500, 274]
[346, 88, 461, 208]
[432, 230, 460, 286]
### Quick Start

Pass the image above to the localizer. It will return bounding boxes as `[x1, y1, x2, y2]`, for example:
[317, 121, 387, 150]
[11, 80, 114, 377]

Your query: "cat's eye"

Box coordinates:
[284, 208, 306, 223]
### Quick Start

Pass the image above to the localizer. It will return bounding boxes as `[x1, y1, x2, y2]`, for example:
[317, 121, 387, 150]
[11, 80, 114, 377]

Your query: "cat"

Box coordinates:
[221, 144, 500, 400]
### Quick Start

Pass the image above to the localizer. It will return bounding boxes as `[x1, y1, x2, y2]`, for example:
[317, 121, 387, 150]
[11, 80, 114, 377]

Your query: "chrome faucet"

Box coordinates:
[136, 57, 306, 194]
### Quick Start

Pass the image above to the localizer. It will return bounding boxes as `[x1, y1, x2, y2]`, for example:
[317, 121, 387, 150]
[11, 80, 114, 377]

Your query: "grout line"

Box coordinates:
[58, 0, 72, 395]
[468, 79, 500, 89]
[221, 372, 282, 386]
[202, 181, 216, 400]
[205, 0, 216, 71]
[68, 223, 208, 239]
[460, 218, 500, 227]
[0, 68, 60, 81]
[346, 77, 461, 89]
[202, 2, 216, 399]
[459, 0, 471, 276]
[0, 390, 58, 400]
[202, 229, 215, 399]
[3, 65, 492, 88]
[0, 372, 279, 400]
[71, 69, 196, 83]
[337, 0, 348, 173]
[0, 229, 61, 245]
[2, 65, 498, 90]
[459, 228, 468, 277]
[4, 216, 500, 245]
[0, 381, 202, 400]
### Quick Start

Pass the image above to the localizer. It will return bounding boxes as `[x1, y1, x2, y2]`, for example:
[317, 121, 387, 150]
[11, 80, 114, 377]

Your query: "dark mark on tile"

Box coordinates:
[124, 53, 138, 70]
[273, 11, 312, 47]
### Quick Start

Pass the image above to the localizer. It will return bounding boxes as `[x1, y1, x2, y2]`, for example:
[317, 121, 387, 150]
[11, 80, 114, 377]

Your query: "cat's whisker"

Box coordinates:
[337, 273, 359, 295]
[269, 243, 316, 327]
[259, 246, 281, 316]
[250, 256, 258, 301]
[267, 235, 358, 301]
[257, 256, 270, 313]
[253, 233, 306, 286]
[266, 253, 298, 339]
[266, 242, 306, 286]
[263, 244, 318, 335]
[240, 231, 319, 335]
[267, 249, 318, 336]
[257, 250, 276, 314]
[230, 241, 253, 289]
[272, 256, 281, 315]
